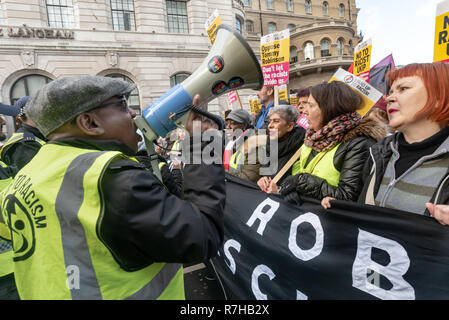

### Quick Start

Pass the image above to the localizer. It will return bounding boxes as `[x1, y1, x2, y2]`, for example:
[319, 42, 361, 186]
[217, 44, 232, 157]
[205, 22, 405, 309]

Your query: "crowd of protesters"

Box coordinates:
[0, 62, 449, 300]
[225, 62, 449, 228]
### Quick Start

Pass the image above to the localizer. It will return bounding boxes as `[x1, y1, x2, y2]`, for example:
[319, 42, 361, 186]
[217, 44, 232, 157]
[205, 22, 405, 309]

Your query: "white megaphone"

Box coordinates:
[134, 24, 264, 142]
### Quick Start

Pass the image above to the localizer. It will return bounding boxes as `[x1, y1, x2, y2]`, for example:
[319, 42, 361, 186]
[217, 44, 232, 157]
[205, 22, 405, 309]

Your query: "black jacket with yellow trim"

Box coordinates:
[51, 138, 225, 272]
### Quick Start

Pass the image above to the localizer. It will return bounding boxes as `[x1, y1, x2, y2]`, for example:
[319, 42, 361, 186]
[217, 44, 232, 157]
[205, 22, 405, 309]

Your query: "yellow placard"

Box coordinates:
[249, 96, 261, 114]
[329, 68, 382, 117]
[290, 95, 298, 106]
[278, 85, 289, 102]
[434, 1, 449, 62]
[260, 29, 290, 86]
[353, 39, 372, 76]
[205, 9, 222, 45]
[260, 37, 290, 67]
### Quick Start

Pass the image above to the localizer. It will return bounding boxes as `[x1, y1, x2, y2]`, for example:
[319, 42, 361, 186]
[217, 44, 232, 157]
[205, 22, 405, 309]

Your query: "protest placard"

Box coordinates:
[290, 95, 298, 106]
[260, 29, 290, 86]
[249, 96, 261, 114]
[205, 9, 222, 45]
[278, 84, 289, 103]
[434, 0, 449, 63]
[329, 68, 382, 116]
[227, 91, 237, 105]
[353, 38, 372, 82]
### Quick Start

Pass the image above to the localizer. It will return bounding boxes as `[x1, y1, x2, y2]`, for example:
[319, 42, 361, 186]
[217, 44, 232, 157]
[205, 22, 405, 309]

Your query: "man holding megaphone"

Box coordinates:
[0, 75, 225, 300]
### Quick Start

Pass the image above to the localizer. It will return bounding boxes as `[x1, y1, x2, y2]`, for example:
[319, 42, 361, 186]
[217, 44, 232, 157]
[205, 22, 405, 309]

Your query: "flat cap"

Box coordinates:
[225, 109, 251, 125]
[26, 76, 136, 137]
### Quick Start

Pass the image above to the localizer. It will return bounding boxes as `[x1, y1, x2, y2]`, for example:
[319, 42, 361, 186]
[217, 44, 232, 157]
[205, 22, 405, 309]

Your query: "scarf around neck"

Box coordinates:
[304, 112, 361, 152]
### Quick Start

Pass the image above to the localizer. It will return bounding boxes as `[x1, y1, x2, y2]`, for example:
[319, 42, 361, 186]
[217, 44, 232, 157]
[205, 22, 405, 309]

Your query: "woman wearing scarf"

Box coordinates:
[263, 81, 386, 204]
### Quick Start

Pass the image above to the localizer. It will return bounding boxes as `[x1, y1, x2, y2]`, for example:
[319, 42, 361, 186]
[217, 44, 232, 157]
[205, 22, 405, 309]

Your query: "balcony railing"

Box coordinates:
[289, 55, 353, 72]
[289, 20, 355, 37]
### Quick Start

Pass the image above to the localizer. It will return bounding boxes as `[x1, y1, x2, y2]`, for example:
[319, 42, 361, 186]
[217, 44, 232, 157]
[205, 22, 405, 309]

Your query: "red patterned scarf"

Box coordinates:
[304, 112, 361, 152]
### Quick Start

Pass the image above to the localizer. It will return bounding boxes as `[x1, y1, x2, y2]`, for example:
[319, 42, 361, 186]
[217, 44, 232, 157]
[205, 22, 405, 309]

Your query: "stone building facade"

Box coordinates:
[0, 0, 359, 136]
[243, 0, 360, 92]
[0, 0, 245, 135]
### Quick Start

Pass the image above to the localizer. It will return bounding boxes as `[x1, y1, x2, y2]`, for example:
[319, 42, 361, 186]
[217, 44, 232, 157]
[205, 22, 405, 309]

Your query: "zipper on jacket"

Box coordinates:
[381, 141, 448, 206]
[434, 174, 449, 205]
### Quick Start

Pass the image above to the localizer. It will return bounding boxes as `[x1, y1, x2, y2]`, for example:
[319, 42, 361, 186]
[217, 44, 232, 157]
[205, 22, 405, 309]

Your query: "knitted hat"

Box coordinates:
[25, 76, 136, 137]
[225, 109, 251, 125]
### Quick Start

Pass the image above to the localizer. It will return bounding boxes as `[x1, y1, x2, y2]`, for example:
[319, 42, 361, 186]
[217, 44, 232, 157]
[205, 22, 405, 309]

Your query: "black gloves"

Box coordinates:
[280, 175, 302, 206]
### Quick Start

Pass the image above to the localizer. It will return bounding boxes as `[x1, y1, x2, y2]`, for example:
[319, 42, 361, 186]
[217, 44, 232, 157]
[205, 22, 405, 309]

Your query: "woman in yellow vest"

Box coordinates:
[264, 81, 387, 204]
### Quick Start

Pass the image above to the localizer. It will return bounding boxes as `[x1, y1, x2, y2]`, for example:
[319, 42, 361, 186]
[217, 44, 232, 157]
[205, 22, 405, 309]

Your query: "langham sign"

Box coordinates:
[0, 26, 74, 40]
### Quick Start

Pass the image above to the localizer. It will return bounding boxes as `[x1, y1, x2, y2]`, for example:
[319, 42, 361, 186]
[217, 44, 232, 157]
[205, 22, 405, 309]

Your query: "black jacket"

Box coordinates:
[52, 138, 226, 272]
[263, 125, 306, 184]
[357, 132, 449, 215]
[281, 118, 387, 202]
[1, 124, 47, 175]
[135, 153, 184, 198]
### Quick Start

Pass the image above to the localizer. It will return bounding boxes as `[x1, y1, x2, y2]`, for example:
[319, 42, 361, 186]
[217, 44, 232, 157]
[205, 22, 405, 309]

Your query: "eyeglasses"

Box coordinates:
[95, 95, 129, 112]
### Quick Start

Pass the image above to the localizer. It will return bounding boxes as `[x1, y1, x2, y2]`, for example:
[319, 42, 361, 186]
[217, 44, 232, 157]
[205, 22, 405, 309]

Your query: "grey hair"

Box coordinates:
[268, 105, 299, 124]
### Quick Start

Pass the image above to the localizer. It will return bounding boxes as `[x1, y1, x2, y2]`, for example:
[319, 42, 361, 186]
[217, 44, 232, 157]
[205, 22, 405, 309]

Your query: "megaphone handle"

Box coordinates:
[189, 105, 224, 130]
[144, 136, 163, 182]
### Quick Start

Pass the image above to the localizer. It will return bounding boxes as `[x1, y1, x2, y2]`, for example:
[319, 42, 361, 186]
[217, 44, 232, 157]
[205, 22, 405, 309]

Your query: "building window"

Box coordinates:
[10, 75, 52, 106]
[322, 1, 328, 15]
[288, 24, 295, 32]
[46, 0, 75, 28]
[105, 74, 140, 114]
[111, 0, 136, 31]
[236, 17, 242, 34]
[305, 0, 312, 14]
[337, 38, 344, 55]
[0, 6, 3, 24]
[339, 4, 345, 18]
[166, 0, 189, 34]
[290, 46, 298, 63]
[170, 73, 190, 88]
[267, 0, 274, 9]
[246, 20, 254, 33]
[244, 0, 251, 6]
[304, 42, 314, 60]
[286, 0, 293, 11]
[267, 22, 276, 34]
[320, 39, 330, 56]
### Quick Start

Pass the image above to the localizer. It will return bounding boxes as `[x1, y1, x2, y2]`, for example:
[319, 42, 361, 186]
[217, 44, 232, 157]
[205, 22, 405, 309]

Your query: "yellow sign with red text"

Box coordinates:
[353, 39, 372, 80]
[260, 29, 290, 86]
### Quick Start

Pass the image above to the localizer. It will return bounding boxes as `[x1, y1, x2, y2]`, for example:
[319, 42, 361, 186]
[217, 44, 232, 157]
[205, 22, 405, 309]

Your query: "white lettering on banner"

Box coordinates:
[224, 239, 241, 274]
[352, 229, 415, 300]
[252, 264, 276, 300]
[296, 290, 308, 300]
[246, 198, 280, 236]
[289, 213, 324, 261]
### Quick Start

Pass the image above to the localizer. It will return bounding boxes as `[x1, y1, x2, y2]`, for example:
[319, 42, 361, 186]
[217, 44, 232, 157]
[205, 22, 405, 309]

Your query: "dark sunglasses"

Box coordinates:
[95, 95, 129, 111]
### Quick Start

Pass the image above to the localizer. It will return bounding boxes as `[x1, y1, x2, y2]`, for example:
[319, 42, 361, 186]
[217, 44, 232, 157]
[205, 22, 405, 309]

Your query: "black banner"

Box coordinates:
[211, 174, 449, 300]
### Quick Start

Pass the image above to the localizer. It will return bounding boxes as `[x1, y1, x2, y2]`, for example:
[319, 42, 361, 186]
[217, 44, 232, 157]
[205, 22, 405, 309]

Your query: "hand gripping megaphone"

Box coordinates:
[134, 24, 264, 142]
